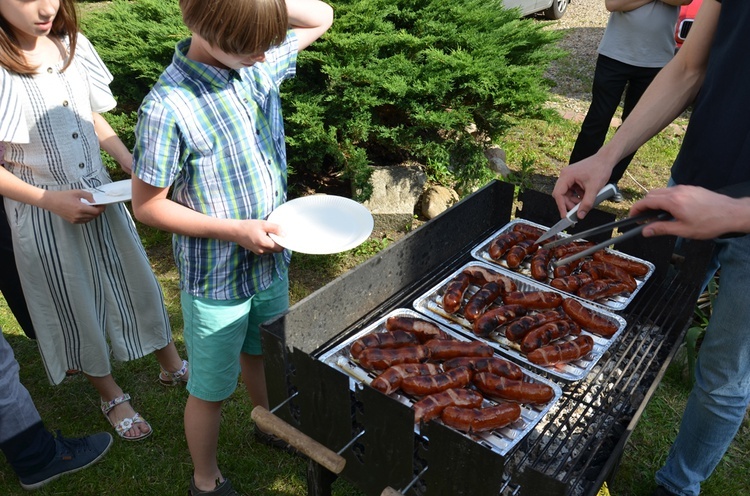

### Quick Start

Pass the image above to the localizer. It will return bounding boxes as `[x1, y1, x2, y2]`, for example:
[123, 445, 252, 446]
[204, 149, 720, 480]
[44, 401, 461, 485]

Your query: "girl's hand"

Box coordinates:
[42, 189, 106, 224]
[234, 219, 285, 255]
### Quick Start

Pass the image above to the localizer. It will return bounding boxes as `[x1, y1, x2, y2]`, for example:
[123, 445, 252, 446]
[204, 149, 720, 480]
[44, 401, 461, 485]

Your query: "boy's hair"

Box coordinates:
[0, 0, 78, 75]
[180, 0, 288, 56]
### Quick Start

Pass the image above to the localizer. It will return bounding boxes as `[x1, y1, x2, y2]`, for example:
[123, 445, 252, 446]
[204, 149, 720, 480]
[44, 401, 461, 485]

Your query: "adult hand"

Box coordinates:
[234, 219, 285, 255]
[551, 154, 614, 220]
[630, 185, 750, 239]
[42, 189, 105, 224]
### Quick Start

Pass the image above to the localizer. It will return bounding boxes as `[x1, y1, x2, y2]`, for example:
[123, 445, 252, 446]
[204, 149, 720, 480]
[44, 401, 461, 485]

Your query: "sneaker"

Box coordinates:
[188, 477, 240, 496]
[652, 485, 678, 496]
[18, 431, 113, 490]
[611, 186, 624, 203]
[253, 426, 300, 456]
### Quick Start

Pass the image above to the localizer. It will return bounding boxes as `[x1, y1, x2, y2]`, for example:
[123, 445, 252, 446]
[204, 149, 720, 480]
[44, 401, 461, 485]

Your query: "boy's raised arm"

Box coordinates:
[286, 0, 334, 50]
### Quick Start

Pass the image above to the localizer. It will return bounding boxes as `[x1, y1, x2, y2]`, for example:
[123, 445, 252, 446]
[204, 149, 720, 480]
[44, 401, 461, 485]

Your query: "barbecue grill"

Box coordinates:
[257, 181, 715, 496]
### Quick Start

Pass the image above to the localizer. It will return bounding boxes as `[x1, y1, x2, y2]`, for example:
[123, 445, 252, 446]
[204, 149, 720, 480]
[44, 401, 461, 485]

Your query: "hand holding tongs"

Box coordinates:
[535, 184, 619, 245]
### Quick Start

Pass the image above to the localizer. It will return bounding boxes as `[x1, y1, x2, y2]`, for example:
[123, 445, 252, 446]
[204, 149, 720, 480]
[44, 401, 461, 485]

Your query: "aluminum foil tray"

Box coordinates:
[470, 218, 656, 311]
[317, 308, 562, 457]
[412, 261, 627, 382]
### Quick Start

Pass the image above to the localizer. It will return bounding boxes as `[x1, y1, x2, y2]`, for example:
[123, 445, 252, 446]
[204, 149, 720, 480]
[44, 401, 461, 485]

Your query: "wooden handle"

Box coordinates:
[381, 488, 403, 496]
[251, 406, 346, 474]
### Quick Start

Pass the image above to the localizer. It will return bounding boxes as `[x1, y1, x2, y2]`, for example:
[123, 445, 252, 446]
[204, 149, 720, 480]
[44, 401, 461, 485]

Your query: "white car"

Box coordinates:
[504, 0, 571, 20]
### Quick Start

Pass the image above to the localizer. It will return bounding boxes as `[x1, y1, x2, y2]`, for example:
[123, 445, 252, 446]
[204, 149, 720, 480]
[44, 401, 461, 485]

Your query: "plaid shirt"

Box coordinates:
[133, 35, 297, 299]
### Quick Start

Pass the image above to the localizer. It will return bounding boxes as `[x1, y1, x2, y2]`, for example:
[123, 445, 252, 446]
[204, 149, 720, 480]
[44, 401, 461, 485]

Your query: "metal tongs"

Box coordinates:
[535, 184, 618, 245]
[543, 209, 673, 268]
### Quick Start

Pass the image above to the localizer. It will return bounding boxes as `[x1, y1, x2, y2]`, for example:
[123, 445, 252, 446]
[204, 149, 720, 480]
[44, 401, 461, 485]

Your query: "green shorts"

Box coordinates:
[180, 273, 289, 402]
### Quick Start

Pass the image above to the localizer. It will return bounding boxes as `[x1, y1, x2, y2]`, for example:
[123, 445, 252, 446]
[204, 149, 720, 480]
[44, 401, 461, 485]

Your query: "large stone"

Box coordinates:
[362, 165, 427, 231]
[485, 145, 511, 177]
[421, 185, 459, 220]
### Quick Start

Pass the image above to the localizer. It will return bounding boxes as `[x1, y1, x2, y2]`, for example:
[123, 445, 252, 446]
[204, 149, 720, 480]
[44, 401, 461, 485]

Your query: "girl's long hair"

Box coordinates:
[0, 0, 79, 75]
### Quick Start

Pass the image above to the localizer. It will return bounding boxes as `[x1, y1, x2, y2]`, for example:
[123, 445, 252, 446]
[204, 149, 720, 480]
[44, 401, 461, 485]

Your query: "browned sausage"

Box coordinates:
[461, 267, 517, 292]
[505, 309, 566, 342]
[357, 345, 430, 370]
[350, 330, 419, 359]
[512, 223, 545, 239]
[472, 304, 527, 337]
[549, 272, 597, 293]
[442, 273, 471, 314]
[553, 257, 585, 278]
[442, 356, 524, 380]
[581, 260, 637, 292]
[413, 388, 484, 423]
[473, 372, 555, 405]
[401, 366, 473, 396]
[463, 282, 506, 322]
[577, 279, 632, 300]
[551, 241, 595, 260]
[370, 363, 442, 395]
[592, 250, 649, 276]
[488, 231, 526, 260]
[562, 298, 619, 338]
[423, 339, 494, 360]
[520, 319, 581, 354]
[385, 316, 449, 342]
[527, 335, 595, 366]
[503, 291, 563, 310]
[530, 247, 551, 281]
[506, 239, 539, 269]
[441, 403, 522, 433]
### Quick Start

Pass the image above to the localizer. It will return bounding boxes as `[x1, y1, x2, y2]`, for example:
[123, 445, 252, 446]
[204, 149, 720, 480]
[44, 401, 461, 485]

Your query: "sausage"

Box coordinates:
[592, 250, 649, 276]
[553, 257, 585, 278]
[581, 260, 637, 292]
[530, 247, 551, 281]
[441, 403, 522, 433]
[511, 223, 545, 239]
[506, 239, 539, 269]
[549, 272, 597, 293]
[350, 330, 419, 359]
[473, 372, 555, 405]
[442, 356, 524, 380]
[463, 282, 506, 322]
[527, 335, 595, 366]
[471, 304, 527, 337]
[424, 339, 494, 360]
[412, 388, 484, 423]
[357, 345, 430, 370]
[551, 241, 595, 260]
[520, 319, 581, 354]
[488, 231, 526, 260]
[442, 273, 471, 314]
[577, 279, 632, 300]
[370, 363, 441, 395]
[461, 267, 517, 292]
[503, 291, 563, 310]
[401, 366, 473, 396]
[505, 309, 566, 342]
[385, 316, 450, 342]
[562, 298, 619, 338]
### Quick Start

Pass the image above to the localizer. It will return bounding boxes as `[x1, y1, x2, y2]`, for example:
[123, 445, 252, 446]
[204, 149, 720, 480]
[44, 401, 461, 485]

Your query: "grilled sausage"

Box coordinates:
[549, 272, 597, 293]
[551, 241, 595, 260]
[442, 273, 471, 314]
[442, 356, 524, 380]
[488, 231, 526, 260]
[527, 335, 595, 366]
[423, 339, 494, 360]
[520, 319, 581, 354]
[350, 330, 419, 359]
[581, 260, 637, 292]
[473, 372, 555, 405]
[592, 251, 649, 276]
[385, 316, 449, 342]
[357, 345, 430, 370]
[503, 291, 563, 310]
[506, 239, 538, 269]
[505, 309, 566, 342]
[530, 247, 551, 281]
[553, 257, 585, 278]
[577, 279, 632, 300]
[512, 223, 545, 239]
[562, 298, 619, 338]
[441, 403, 522, 433]
[463, 282, 506, 322]
[461, 267, 517, 292]
[401, 366, 473, 396]
[472, 304, 527, 337]
[370, 363, 442, 395]
[413, 388, 484, 423]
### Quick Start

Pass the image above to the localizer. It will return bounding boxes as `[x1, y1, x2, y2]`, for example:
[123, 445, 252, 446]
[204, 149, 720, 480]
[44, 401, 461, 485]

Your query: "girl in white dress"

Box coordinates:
[0, 0, 188, 441]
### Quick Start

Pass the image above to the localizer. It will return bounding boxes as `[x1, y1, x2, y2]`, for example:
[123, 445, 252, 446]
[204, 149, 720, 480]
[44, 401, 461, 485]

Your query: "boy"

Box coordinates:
[131, 0, 333, 494]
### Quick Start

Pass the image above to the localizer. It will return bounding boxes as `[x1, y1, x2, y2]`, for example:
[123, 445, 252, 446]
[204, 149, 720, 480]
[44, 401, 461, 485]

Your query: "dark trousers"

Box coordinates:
[0, 196, 36, 339]
[569, 55, 663, 185]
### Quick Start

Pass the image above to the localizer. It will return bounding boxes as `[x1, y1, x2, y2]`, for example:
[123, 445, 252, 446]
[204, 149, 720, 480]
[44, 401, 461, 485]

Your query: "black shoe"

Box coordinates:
[652, 485, 678, 496]
[188, 477, 240, 496]
[253, 426, 300, 456]
[18, 431, 113, 490]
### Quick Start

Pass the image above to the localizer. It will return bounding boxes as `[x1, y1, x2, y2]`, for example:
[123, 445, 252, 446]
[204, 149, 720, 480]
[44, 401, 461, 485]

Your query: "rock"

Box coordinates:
[421, 185, 459, 220]
[485, 145, 511, 177]
[362, 165, 427, 231]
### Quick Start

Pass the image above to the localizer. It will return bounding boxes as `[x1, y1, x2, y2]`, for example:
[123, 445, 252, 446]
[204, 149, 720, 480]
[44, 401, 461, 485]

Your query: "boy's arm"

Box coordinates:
[93, 112, 133, 175]
[131, 177, 284, 255]
[286, 0, 334, 50]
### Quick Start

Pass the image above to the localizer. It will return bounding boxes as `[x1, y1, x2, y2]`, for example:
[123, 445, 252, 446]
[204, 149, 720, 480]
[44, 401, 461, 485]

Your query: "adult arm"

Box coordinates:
[93, 112, 132, 175]
[605, 0, 691, 12]
[630, 186, 750, 239]
[286, 0, 334, 50]
[131, 177, 284, 255]
[551, 0, 720, 219]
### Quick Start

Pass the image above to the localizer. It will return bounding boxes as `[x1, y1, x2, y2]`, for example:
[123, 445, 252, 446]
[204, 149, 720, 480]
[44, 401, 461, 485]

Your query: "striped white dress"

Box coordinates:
[0, 33, 172, 385]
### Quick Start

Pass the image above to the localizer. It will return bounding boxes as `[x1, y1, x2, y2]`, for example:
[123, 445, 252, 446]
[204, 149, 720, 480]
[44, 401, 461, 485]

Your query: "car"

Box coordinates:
[504, 0, 571, 20]
[675, 0, 703, 51]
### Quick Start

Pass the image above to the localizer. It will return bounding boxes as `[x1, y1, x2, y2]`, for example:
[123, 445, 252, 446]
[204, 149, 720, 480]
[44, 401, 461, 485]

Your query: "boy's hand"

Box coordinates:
[236, 219, 285, 254]
[42, 189, 106, 224]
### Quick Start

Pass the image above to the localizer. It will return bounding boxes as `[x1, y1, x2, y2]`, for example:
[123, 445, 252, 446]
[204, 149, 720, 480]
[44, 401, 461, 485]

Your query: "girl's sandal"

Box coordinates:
[100, 394, 152, 441]
[159, 359, 189, 387]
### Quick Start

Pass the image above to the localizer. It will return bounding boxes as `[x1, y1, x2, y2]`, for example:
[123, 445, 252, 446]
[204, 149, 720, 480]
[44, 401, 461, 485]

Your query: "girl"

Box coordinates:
[0, 0, 188, 441]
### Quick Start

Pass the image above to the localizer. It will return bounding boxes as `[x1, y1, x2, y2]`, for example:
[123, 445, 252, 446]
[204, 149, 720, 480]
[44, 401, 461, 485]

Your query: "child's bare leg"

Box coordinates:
[86, 373, 151, 439]
[185, 395, 224, 491]
[154, 341, 187, 374]
[240, 352, 268, 410]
